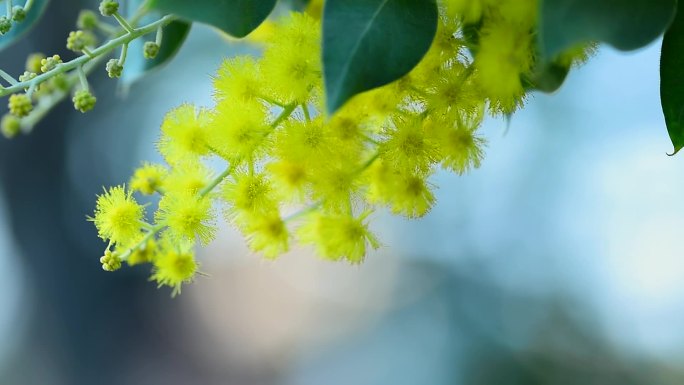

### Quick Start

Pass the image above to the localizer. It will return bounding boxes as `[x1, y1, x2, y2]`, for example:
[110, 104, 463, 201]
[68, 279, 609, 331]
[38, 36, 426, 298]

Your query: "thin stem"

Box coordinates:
[0, 69, 17, 86]
[257, 103, 296, 142]
[25, 81, 36, 99]
[199, 164, 234, 197]
[20, 54, 106, 132]
[117, 163, 236, 261]
[112, 12, 135, 33]
[259, 95, 285, 107]
[23, 0, 33, 12]
[155, 25, 163, 45]
[0, 15, 176, 97]
[77, 65, 88, 90]
[284, 201, 321, 222]
[271, 104, 297, 128]
[6, 0, 12, 18]
[358, 151, 380, 171]
[285, 151, 381, 223]
[118, 224, 164, 261]
[140, 221, 155, 231]
[302, 103, 311, 122]
[362, 133, 380, 145]
[118, 43, 128, 65]
[13, 9, 162, 132]
[129, 0, 151, 26]
[96, 22, 118, 35]
[225, 103, 296, 162]
[205, 144, 223, 157]
[82, 47, 94, 58]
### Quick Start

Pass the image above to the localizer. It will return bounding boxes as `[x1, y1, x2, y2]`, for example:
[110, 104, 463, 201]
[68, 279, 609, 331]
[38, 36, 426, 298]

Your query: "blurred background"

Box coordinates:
[2, 1, 684, 384]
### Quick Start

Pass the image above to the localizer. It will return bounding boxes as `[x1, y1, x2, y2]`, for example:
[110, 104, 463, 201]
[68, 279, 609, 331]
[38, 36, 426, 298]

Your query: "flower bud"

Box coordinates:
[26, 53, 45, 73]
[12, 6, 26, 22]
[99, 0, 119, 17]
[1, 114, 21, 139]
[18, 71, 37, 83]
[67, 30, 92, 52]
[0, 17, 11, 35]
[8, 94, 33, 117]
[40, 55, 62, 73]
[143, 42, 160, 59]
[100, 250, 122, 271]
[105, 59, 124, 78]
[72, 90, 97, 113]
[77, 10, 99, 30]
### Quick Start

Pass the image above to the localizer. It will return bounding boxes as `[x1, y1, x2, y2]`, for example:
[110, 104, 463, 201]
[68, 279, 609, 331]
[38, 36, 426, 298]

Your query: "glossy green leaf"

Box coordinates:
[0, 0, 50, 52]
[661, 4, 684, 155]
[120, 18, 191, 86]
[540, 0, 677, 58]
[148, 0, 276, 38]
[323, 0, 438, 114]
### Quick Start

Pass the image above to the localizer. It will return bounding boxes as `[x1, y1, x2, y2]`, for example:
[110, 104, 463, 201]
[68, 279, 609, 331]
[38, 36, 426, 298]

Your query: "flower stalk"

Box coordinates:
[0, 15, 175, 98]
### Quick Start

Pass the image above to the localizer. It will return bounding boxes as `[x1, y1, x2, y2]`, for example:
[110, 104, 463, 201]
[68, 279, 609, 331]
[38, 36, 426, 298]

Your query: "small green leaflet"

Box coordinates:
[148, 0, 276, 38]
[322, 0, 438, 115]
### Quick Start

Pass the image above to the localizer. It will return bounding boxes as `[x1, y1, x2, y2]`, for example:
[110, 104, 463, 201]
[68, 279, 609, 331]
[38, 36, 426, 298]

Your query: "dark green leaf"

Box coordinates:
[0, 0, 50, 52]
[540, 0, 677, 58]
[148, 0, 276, 38]
[120, 18, 191, 86]
[524, 61, 570, 93]
[323, 0, 438, 114]
[661, 4, 684, 155]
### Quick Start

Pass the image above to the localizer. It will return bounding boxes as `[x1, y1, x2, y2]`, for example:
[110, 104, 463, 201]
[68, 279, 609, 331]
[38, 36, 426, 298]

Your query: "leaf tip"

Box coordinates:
[666, 146, 682, 156]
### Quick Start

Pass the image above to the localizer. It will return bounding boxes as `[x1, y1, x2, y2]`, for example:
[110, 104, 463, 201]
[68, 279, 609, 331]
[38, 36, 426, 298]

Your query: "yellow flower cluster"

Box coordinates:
[91, 2, 592, 295]
[442, 0, 535, 112]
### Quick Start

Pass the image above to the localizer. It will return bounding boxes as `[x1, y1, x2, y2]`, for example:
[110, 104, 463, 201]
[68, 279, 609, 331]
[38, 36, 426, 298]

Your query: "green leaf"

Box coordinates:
[524, 61, 570, 93]
[661, 4, 684, 155]
[0, 0, 50, 52]
[148, 0, 276, 38]
[322, 0, 438, 114]
[539, 0, 677, 58]
[120, 18, 191, 86]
